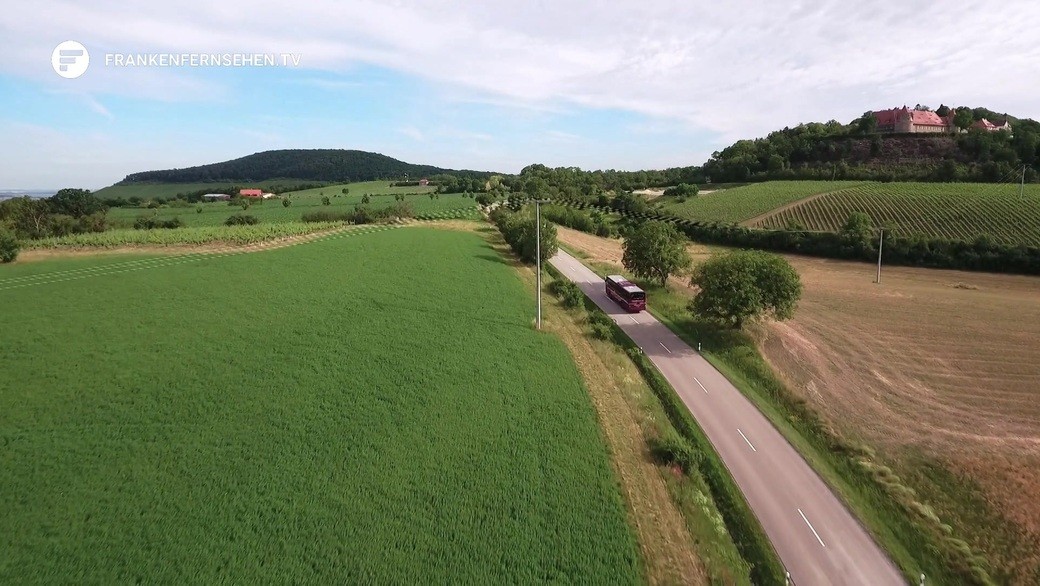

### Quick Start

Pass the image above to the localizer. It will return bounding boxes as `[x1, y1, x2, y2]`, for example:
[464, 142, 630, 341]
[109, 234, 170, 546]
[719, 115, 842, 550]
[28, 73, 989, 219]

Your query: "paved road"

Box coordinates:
[550, 250, 905, 586]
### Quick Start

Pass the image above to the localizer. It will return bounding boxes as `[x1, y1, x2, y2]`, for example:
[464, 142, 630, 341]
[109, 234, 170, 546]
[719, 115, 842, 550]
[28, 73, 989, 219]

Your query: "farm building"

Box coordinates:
[240, 188, 263, 197]
[419, 178, 429, 186]
[201, 193, 230, 201]
[971, 118, 1012, 133]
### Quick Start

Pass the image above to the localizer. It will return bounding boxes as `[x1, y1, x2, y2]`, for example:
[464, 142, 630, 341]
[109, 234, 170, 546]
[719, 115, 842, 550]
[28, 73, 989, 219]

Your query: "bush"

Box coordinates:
[282, 198, 291, 208]
[196, 206, 203, 214]
[225, 214, 260, 226]
[648, 427, 702, 473]
[134, 216, 184, 230]
[0, 228, 19, 263]
[361, 194, 371, 204]
[548, 279, 584, 308]
[321, 196, 331, 206]
[491, 208, 558, 264]
[586, 310, 615, 340]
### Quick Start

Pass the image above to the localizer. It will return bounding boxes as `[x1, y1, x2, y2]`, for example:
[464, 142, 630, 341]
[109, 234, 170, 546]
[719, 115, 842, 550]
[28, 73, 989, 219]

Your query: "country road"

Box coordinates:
[549, 249, 906, 586]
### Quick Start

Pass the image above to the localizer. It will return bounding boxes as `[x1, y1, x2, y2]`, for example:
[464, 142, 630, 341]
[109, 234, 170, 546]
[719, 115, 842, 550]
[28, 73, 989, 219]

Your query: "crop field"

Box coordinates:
[106, 186, 474, 229]
[654, 181, 864, 223]
[0, 228, 640, 583]
[24, 221, 343, 249]
[752, 182, 1040, 246]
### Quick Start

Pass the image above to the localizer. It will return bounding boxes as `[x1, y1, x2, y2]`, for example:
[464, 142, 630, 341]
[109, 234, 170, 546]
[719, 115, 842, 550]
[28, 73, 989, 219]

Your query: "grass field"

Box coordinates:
[554, 226, 1040, 583]
[752, 182, 1040, 246]
[654, 181, 865, 223]
[105, 182, 472, 229]
[0, 228, 640, 583]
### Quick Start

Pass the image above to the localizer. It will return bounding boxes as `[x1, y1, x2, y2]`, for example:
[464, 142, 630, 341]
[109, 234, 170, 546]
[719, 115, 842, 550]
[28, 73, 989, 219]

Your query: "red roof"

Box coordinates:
[909, 110, 945, 126]
[873, 108, 900, 127]
[240, 189, 263, 196]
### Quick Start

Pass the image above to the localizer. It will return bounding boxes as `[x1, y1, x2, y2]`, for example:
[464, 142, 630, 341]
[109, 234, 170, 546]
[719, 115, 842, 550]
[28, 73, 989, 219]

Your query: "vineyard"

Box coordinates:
[753, 182, 1040, 246]
[655, 181, 865, 223]
[24, 221, 344, 248]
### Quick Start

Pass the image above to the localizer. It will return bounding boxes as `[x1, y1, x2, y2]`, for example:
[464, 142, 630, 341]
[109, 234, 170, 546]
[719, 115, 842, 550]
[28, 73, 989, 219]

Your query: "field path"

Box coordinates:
[550, 249, 905, 586]
[741, 186, 859, 227]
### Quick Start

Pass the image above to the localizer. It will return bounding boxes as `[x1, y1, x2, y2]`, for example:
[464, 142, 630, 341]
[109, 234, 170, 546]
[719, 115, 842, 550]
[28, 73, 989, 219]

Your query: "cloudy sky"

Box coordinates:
[2, 0, 1039, 189]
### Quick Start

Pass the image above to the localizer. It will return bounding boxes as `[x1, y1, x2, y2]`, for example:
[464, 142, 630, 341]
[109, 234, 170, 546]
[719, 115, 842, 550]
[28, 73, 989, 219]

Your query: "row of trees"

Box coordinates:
[489, 206, 558, 265]
[0, 189, 108, 240]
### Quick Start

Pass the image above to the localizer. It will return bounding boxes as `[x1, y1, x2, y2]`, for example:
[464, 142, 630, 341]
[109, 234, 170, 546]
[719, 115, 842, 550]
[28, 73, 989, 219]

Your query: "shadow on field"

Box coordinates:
[366, 295, 528, 330]
[475, 253, 509, 265]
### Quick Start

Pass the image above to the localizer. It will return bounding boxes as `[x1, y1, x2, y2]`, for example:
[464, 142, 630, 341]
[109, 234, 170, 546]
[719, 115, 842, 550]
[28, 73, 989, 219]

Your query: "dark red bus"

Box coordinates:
[605, 274, 646, 312]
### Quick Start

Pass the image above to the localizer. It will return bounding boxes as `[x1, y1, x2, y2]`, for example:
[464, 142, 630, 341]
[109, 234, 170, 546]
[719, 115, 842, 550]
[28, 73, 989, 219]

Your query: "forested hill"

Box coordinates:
[118, 149, 493, 184]
[703, 106, 1040, 184]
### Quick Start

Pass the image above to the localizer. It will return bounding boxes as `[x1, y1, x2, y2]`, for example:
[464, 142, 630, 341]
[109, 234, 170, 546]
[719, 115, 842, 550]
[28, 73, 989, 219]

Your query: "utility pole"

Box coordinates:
[534, 199, 549, 329]
[875, 228, 885, 284]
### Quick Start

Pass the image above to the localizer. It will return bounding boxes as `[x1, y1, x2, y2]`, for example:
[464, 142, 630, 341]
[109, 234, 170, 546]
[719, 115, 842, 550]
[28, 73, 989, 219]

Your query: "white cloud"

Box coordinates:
[2, 0, 1039, 180]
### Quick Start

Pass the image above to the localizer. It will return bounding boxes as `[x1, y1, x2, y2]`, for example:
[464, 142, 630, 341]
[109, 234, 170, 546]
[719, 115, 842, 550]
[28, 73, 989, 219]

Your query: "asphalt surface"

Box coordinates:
[549, 250, 906, 586]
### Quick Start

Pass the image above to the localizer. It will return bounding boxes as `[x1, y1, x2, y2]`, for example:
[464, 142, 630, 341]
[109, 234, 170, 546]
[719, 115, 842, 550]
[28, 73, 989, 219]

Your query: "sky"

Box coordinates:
[2, 0, 1039, 190]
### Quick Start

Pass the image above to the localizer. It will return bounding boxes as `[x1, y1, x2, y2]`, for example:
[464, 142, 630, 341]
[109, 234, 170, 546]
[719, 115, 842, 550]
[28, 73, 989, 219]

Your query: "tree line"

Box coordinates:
[703, 106, 1040, 184]
[119, 149, 493, 184]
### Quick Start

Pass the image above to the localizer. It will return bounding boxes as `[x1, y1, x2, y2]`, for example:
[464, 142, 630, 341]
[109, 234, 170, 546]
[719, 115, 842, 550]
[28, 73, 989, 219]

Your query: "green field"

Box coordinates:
[0, 228, 640, 582]
[753, 182, 1040, 246]
[655, 181, 865, 223]
[25, 221, 344, 248]
[104, 182, 472, 229]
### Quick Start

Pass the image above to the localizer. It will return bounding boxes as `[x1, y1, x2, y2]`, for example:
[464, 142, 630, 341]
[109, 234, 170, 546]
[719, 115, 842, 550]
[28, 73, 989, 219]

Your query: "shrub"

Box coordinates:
[133, 216, 184, 230]
[0, 228, 19, 263]
[321, 196, 331, 206]
[196, 206, 203, 214]
[282, 198, 291, 208]
[361, 194, 371, 204]
[586, 311, 615, 340]
[648, 427, 702, 473]
[225, 214, 260, 226]
[548, 279, 584, 308]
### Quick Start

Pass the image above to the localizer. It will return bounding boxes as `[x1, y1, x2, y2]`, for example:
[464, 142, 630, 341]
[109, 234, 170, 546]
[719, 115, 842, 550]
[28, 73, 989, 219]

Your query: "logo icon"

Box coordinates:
[52, 41, 89, 79]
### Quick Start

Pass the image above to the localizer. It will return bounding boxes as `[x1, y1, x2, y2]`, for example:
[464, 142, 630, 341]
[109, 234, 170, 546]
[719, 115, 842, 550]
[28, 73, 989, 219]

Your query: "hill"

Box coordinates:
[702, 106, 1040, 184]
[115, 149, 493, 185]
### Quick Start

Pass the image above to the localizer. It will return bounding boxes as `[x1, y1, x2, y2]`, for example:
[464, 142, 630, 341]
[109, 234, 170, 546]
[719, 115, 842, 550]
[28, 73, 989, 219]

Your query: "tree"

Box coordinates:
[953, 108, 974, 131]
[282, 198, 291, 208]
[689, 250, 802, 329]
[341, 187, 349, 195]
[840, 211, 874, 252]
[0, 228, 19, 263]
[361, 194, 371, 204]
[49, 188, 105, 218]
[936, 104, 951, 117]
[856, 111, 878, 135]
[321, 196, 331, 206]
[622, 221, 691, 285]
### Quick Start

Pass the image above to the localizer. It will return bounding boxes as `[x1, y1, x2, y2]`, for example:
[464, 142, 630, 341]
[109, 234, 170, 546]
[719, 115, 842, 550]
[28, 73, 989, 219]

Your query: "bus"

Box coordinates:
[605, 275, 646, 312]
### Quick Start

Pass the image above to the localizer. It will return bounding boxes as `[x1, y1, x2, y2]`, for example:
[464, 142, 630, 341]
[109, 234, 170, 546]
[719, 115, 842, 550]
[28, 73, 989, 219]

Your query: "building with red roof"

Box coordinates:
[971, 118, 1012, 133]
[239, 188, 263, 197]
[873, 106, 957, 134]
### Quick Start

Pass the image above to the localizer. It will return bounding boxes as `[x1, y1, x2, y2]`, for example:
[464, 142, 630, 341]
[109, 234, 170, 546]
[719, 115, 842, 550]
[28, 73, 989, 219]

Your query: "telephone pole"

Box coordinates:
[534, 199, 549, 329]
[875, 228, 885, 284]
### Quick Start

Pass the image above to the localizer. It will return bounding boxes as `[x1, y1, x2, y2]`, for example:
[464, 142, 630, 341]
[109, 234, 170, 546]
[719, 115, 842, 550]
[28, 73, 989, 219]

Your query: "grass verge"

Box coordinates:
[542, 261, 786, 584]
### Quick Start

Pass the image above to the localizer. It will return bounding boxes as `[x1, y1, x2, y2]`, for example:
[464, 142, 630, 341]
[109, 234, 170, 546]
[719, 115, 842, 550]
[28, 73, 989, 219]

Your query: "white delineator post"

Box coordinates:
[536, 200, 542, 329]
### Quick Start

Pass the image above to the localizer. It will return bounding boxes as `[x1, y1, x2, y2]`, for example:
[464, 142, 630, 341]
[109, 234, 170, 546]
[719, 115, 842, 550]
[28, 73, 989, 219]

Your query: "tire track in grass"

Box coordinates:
[0, 225, 400, 292]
